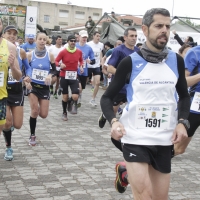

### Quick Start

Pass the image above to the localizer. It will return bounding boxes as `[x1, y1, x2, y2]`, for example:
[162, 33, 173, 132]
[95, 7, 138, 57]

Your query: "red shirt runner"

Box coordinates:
[55, 48, 83, 77]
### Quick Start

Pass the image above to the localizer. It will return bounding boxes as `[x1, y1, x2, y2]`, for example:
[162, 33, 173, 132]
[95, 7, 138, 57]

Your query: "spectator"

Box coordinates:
[117, 36, 125, 43]
[172, 30, 197, 47]
[74, 32, 79, 42]
[85, 16, 95, 40]
[17, 37, 23, 47]
[111, 11, 118, 22]
[178, 43, 191, 58]
[21, 34, 36, 52]
[45, 36, 52, 51]
[136, 42, 143, 49]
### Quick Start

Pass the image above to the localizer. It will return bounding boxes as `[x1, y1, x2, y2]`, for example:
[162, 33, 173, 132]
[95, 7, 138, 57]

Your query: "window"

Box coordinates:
[44, 15, 50, 23]
[59, 22, 68, 25]
[59, 10, 69, 18]
[75, 11, 85, 19]
[93, 13, 100, 20]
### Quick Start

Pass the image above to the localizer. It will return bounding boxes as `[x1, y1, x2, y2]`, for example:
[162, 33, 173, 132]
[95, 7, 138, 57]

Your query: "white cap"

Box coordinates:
[79, 30, 88, 38]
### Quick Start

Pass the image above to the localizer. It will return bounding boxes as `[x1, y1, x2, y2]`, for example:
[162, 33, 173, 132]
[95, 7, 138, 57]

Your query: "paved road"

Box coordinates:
[0, 86, 200, 200]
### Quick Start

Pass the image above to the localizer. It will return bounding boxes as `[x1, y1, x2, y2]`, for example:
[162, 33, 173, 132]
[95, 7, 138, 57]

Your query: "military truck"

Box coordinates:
[37, 24, 74, 44]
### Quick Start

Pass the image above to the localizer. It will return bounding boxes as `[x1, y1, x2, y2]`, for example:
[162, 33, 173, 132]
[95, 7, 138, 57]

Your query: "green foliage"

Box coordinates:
[2, 16, 17, 26]
[177, 17, 200, 28]
[18, 28, 24, 38]
[1, 15, 25, 38]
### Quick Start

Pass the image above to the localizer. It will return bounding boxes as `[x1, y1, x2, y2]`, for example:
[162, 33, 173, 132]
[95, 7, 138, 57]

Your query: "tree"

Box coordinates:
[2, 16, 17, 26]
[177, 17, 200, 28]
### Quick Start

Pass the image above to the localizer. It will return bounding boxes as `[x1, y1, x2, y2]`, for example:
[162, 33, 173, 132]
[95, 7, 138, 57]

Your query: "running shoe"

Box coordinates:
[118, 107, 123, 115]
[62, 113, 68, 121]
[91, 86, 94, 92]
[115, 162, 128, 193]
[77, 103, 81, 108]
[89, 99, 97, 107]
[50, 87, 53, 95]
[58, 87, 63, 95]
[98, 113, 107, 128]
[54, 93, 58, 99]
[70, 103, 77, 114]
[4, 148, 13, 161]
[77, 94, 82, 108]
[11, 126, 14, 132]
[29, 136, 36, 146]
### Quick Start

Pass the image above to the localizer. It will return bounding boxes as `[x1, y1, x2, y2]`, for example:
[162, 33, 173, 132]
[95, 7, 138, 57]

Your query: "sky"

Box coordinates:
[32, 0, 200, 21]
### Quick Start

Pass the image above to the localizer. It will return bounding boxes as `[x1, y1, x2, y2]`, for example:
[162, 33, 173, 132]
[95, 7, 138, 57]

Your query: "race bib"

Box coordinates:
[8, 69, 18, 83]
[135, 105, 172, 129]
[190, 92, 200, 112]
[32, 68, 48, 81]
[0, 71, 4, 87]
[65, 71, 77, 80]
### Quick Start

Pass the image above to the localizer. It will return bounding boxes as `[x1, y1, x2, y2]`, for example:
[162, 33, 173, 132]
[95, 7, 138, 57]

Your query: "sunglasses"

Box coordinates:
[69, 40, 76, 43]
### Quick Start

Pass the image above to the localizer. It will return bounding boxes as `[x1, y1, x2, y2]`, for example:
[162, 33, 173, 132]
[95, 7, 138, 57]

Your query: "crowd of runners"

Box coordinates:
[1, 6, 200, 199]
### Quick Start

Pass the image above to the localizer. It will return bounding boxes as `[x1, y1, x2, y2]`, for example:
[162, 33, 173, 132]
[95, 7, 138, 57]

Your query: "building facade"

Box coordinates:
[1, 0, 102, 30]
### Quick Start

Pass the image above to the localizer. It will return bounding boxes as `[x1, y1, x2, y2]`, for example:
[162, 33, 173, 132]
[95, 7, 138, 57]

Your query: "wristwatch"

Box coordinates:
[178, 119, 190, 130]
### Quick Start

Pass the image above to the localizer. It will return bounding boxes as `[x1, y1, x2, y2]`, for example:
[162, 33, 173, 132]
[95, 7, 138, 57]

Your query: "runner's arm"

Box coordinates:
[49, 53, 57, 75]
[175, 54, 190, 120]
[184, 49, 200, 87]
[55, 51, 63, 66]
[107, 64, 116, 75]
[20, 49, 32, 77]
[107, 48, 120, 74]
[100, 56, 132, 123]
[89, 47, 95, 64]
[8, 43, 22, 81]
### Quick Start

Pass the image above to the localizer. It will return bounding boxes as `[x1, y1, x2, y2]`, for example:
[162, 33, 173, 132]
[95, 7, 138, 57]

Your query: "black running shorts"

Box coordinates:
[60, 77, 79, 95]
[7, 83, 24, 106]
[7, 92, 24, 106]
[55, 70, 60, 78]
[123, 144, 173, 173]
[28, 83, 50, 100]
[77, 75, 87, 89]
[88, 67, 101, 76]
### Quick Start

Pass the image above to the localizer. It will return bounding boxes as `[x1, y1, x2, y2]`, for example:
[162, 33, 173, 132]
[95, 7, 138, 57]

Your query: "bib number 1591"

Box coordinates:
[145, 118, 161, 128]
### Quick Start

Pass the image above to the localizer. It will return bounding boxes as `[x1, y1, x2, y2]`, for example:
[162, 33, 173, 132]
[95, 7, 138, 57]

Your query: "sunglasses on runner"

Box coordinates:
[69, 40, 76, 43]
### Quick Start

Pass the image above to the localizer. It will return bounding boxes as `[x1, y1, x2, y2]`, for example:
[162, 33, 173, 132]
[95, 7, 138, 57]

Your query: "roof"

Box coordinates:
[61, 14, 142, 31]
[170, 22, 200, 33]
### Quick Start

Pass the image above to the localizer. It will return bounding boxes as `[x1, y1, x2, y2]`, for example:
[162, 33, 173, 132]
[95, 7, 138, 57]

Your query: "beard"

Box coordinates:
[149, 34, 168, 50]
[0, 31, 2, 37]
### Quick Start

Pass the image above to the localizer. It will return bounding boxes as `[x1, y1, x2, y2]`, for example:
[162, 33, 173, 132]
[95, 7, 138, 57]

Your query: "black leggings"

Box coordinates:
[187, 112, 200, 137]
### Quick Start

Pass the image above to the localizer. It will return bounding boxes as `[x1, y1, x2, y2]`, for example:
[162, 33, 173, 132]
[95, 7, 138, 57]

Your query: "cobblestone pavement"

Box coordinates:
[0, 85, 200, 200]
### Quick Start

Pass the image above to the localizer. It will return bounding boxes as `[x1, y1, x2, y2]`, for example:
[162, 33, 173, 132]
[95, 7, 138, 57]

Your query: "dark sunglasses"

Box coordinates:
[69, 40, 76, 43]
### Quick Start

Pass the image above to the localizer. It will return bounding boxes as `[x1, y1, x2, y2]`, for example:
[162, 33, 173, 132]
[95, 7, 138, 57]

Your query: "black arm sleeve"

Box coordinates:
[100, 56, 132, 123]
[50, 63, 57, 75]
[90, 59, 95, 65]
[174, 34, 184, 46]
[175, 54, 190, 119]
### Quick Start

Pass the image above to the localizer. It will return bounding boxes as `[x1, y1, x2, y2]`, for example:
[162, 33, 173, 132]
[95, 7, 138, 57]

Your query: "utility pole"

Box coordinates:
[172, 0, 174, 19]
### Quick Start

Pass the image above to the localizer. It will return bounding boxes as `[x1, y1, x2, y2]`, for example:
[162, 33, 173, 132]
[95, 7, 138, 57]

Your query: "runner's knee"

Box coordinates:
[39, 112, 48, 119]
[4, 118, 12, 129]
